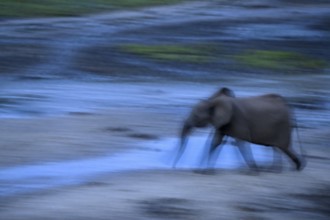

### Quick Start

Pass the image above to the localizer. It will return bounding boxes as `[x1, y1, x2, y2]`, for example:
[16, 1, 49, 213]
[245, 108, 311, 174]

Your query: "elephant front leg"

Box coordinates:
[194, 130, 224, 175]
[235, 139, 259, 171]
[206, 130, 225, 170]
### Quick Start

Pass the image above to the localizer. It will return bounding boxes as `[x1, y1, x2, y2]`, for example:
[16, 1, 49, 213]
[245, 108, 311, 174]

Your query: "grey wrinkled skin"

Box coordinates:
[173, 88, 304, 172]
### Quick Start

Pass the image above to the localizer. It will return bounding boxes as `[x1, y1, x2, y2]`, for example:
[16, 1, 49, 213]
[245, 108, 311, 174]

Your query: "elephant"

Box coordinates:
[173, 89, 304, 171]
[173, 87, 258, 170]
[206, 88, 258, 169]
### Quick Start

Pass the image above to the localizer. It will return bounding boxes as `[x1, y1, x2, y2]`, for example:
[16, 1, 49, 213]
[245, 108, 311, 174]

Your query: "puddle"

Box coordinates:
[0, 135, 274, 197]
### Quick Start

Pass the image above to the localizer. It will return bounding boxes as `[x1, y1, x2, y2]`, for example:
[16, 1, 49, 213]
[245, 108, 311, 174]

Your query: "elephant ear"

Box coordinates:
[209, 97, 233, 128]
[220, 87, 236, 98]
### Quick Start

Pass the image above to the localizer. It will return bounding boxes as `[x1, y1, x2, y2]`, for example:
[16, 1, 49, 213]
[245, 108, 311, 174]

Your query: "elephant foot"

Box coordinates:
[193, 168, 216, 175]
[239, 169, 260, 176]
[248, 164, 260, 173]
[262, 164, 283, 173]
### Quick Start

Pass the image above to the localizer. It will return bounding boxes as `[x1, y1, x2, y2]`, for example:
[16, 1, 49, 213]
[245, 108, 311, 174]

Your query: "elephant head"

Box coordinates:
[181, 87, 235, 136]
[173, 87, 235, 167]
[209, 87, 236, 99]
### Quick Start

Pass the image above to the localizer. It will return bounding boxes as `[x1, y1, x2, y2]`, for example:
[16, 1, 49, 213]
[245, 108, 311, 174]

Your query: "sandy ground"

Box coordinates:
[0, 98, 329, 220]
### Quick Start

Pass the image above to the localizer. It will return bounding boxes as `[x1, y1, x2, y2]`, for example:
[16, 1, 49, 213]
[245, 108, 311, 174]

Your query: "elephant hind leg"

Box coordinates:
[278, 147, 302, 171]
[270, 147, 283, 172]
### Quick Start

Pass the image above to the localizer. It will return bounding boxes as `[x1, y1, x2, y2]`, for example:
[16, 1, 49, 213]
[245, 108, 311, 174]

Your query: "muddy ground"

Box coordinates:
[0, 0, 330, 219]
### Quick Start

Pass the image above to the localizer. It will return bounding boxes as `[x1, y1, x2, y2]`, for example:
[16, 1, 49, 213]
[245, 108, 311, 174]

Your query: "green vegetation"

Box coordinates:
[235, 50, 327, 71]
[0, 0, 186, 18]
[119, 44, 216, 63]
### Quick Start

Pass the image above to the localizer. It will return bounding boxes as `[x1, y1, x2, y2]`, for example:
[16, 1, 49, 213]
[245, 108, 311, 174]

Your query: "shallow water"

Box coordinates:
[0, 135, 274, 197]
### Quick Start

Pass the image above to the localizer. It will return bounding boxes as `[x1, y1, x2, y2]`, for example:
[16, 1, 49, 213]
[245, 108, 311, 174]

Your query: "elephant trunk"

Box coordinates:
[172, 121, 193, 168]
